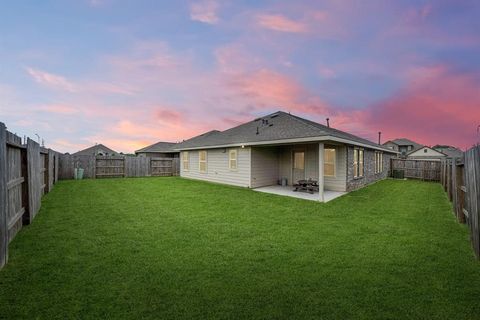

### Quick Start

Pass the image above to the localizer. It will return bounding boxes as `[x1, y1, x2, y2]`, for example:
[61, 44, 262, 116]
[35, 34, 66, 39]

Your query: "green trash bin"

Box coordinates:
[74, 168, 84, 180]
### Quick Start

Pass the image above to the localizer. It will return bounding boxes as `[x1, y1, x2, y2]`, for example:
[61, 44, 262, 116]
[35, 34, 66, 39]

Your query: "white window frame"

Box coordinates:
[354, 148, 364, 178]
[198, 150, 207, 173]
[182, 151, 189, 171]
[375, 151, 383, 174]
[324, 148, 336, 177]
[229, 149, 238, 170]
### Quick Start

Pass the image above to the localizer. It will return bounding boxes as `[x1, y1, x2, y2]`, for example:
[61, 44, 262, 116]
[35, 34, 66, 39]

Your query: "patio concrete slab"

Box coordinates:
[253, 185, 346, 202]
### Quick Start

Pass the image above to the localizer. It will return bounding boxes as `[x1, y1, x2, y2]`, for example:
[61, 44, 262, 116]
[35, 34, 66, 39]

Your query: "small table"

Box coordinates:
[293, 179, 319, 194]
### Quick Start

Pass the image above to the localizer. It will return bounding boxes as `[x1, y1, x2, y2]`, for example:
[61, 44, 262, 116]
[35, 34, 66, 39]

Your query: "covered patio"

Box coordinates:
[250, 142, 348, 202]
[253, 185, 347, 202]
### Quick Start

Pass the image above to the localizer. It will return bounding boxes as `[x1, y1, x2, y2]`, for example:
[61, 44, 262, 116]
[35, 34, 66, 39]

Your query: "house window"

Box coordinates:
[199, 150, 207, 173]
[424, 148, 428, 153]
[229, 149, 237, 170]
[293, 151, 305, 170]
[324, 148, 336, 177]
[375, 151, 383, 174]
[182, 151, 189, 171]
[354, 148, 364, 178]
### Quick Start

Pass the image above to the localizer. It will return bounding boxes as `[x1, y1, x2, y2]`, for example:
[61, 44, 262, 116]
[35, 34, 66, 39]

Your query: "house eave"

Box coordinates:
[174, 136, 399, 154]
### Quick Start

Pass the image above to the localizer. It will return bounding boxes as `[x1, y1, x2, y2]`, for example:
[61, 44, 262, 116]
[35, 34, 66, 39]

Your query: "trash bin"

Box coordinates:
[74, 168, 84, 180]
[281, 177, 288, 186]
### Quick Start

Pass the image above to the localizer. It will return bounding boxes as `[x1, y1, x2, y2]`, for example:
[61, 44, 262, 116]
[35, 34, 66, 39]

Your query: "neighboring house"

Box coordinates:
[175, 111, 397, 202]
[406, 146, 447, 161]
[73, 144, 118, 156]
[135, 141, 179, 158]
[383, 138, 423, 157]
[432, 145, 464, 159]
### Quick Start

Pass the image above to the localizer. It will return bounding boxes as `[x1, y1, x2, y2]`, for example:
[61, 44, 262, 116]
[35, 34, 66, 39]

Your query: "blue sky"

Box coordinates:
[1, 0, 479, 152]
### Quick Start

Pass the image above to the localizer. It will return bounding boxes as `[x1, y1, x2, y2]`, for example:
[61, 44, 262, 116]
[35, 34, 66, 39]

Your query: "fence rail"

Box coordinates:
[440, 146, 480, 258]
[390, 159, 442, 181]
[0, 122, 60, 269]
[58, 154, 179, 180]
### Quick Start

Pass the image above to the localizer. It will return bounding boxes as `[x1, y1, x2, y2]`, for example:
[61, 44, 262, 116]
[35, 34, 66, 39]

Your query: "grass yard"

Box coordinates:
[1, 178, 480, 319]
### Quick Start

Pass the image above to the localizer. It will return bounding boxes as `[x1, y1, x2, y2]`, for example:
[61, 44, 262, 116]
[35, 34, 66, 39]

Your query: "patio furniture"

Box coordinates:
[293, 179, 319, 194]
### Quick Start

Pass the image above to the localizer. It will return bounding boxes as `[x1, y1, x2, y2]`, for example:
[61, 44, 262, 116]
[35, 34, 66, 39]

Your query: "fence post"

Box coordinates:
[0, 123, 8, 268]
[473, 147, 480, 258]
[24, 138, 41, 225]
[451, 158, 457, 216]
[457, 163, 466, 224]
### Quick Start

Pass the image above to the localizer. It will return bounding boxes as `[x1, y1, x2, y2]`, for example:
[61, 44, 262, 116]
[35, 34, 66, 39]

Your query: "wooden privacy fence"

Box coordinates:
[390, 159, 441, 181]
[440, 146, 480, 259]
[0, 122, 60, 269]
[58, 155, 179, 179]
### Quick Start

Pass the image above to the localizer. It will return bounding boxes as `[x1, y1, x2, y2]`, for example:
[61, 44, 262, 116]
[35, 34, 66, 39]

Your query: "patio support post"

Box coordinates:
[318, 142, 325, 202]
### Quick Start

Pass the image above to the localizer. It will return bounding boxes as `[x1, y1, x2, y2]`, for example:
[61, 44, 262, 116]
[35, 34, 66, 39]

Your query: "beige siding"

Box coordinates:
[277, 143, 346, 191]
[251, 147, 279, 188]
[324, 145, 347, 192]
[180, 148, 251, 187]
[407, 147, 446, 161]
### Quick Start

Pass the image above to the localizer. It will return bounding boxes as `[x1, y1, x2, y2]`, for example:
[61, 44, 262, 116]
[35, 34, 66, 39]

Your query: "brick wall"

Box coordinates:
[346, 147, 394, 192]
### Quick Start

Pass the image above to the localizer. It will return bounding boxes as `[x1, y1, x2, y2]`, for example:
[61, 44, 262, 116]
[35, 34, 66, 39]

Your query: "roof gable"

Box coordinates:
[73, 144, 117, 156]
[407, 146, 447, 157]
[389, 138, 422, 147]
[135, 141, 178, 153]
[176, 111, 396, 153]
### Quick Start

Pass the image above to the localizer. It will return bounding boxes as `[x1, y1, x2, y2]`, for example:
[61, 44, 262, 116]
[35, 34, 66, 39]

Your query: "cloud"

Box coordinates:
[25, 66, 135, 96]
[255, 14, 308, 33]
[26, 67, 78, 92]
[361, 65, 480, 149]
[190, 0, 219, 24]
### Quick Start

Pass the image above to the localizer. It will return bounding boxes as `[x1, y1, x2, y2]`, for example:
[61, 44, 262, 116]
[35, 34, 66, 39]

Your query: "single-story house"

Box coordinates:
[73, 144, 118, 156]
[406, 146, 447, 161]
[135, 141, 179, 158]
[383, 138, 422, 157]
[432, 145, 464, 159]
[175, 111, 397, 202]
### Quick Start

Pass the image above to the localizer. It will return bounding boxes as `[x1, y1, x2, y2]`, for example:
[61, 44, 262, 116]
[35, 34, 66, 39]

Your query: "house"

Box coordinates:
[175, 111, 397, 202]
[73, 144, 118, 156]
[432, 145, 464, 159]
[405, 146, 447, 161]
[383, 138, 422, 157]
[135, 141, 179, 158]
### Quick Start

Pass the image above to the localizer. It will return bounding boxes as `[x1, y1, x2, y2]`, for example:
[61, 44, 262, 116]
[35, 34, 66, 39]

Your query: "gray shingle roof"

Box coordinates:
[73, 144, 117, 156]
[433, 146, 464, 158]
[389, 138, 422, 148]
[135, 141, 178, 154]
[176, 111, 396, 153]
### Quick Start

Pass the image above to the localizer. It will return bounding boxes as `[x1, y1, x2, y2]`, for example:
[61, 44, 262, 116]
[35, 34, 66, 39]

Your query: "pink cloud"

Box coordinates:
[224, 68, 329, 115]
[26, 66, 135, 96]
[362, 65, 480, 149]
[255, 14, 308, 33]
[190, 0, 219, 24]
[156, 109, 183, 125]
[26, 67, 77, 92]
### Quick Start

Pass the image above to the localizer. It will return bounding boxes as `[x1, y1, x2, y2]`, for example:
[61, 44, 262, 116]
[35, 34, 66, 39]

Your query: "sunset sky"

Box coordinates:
[0, 0, 479, 153]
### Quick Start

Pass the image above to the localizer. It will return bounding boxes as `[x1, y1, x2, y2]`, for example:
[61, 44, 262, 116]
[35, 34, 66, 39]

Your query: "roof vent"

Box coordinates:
[270, 114, 279, 119]
[256, 127, 259, 135]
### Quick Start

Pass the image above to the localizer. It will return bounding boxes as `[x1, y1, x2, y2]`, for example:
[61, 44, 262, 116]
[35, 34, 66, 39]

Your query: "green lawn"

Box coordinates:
[0, 178, 479, 319]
